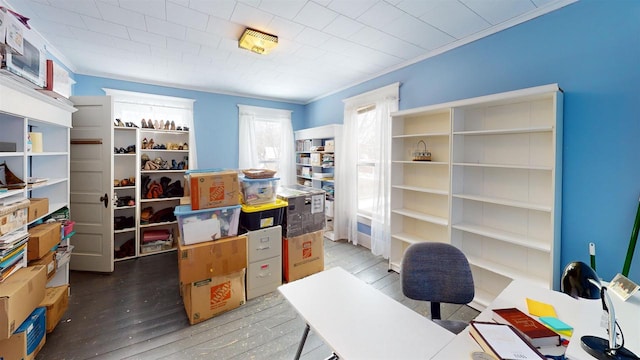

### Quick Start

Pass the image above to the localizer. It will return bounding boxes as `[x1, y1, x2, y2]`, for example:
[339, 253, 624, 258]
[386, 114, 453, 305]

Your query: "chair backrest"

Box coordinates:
[401, 242, 474, 319]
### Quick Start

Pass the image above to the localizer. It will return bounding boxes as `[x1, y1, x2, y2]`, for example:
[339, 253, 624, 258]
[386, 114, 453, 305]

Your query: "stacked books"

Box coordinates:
[0, 230, 28, 282]
[469, 321, 546, 360]
[492, 307, 561, 347]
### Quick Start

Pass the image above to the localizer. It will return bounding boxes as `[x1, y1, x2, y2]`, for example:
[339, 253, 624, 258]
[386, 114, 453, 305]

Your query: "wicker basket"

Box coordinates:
[242, 168, 277, 179]
[412, 140, 432, 161]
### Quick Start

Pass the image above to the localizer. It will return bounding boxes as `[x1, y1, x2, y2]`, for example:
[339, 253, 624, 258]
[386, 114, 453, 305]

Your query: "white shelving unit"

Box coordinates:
[389, 108, 452, 272]
[389, 84, 563, 310]
[113, 127, 138, 260]
[105, 89, 194, 262]
[136, 127, 189, 257]
[0, 75, 76, 287]
[294, 124, 342, 241]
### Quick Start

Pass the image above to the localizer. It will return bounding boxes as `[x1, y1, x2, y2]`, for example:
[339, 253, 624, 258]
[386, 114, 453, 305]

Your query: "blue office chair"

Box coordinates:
[401, 242, 475, 334]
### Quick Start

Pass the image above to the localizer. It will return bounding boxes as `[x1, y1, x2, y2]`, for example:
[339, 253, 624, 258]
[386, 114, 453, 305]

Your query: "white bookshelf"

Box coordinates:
[389, 84, 563, 309]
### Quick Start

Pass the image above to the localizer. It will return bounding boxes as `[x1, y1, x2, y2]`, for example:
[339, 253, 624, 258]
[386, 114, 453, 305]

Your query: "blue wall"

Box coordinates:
[73, 0, 640, 284]
[306, 1, 640, 283]
[73, 75, 306, 170]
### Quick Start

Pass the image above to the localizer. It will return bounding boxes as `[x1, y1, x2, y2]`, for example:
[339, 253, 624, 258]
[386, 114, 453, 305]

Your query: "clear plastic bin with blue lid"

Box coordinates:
[174, 204, 241, 245]
[239, 176, 280, 205]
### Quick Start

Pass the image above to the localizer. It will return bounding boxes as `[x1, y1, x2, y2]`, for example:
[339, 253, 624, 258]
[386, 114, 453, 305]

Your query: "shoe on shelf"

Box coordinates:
[153, 120, 159, 129]
[170, 121, 176, 130]
[114, 118, 125, 127]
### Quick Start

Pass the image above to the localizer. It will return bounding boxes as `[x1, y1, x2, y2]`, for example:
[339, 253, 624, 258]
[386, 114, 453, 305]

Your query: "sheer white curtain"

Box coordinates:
[237, 105, 295, 186]
[369, 96, 398, 258]
[339, 83, 399, 257]
[334, 108, 359, 243]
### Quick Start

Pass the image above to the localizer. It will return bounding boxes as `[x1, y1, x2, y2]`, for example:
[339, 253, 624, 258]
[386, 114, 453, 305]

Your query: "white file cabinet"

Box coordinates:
[246, 225, 282, 300]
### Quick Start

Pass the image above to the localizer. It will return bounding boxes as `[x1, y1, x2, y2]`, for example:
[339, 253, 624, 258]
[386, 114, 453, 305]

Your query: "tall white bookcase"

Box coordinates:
[0, 75, 76, 287]
[389, 84, 563, 309]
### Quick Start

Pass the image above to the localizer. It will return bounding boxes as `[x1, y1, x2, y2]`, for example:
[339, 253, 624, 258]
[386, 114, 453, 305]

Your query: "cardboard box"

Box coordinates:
[0, 307, 46, 360]
[188, 170, 240, 210]
[324, 140, 335, 152]
[277, 185, 325, 237]
[27, 198, 48, 223]
[39, 285, 69, 333]
[0, 199, 29, 237]
[28, 251, 56, 280]
[0, 265, 47, 340]
[182, 269, 246, 325]
[177, 235, 247, 287]
[283, 230, 324, 282]
[27, 222, 61, 261]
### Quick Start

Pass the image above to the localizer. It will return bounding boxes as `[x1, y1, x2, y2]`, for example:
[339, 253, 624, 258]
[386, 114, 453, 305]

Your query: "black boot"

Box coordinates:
[141, 175, 151, 198]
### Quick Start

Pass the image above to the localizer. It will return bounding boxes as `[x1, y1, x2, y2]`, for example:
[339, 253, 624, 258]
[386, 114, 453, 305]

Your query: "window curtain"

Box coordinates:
[334, 108, 359, 244]
[369, 96, 398, 258]
[237, 105, 295, 186]
[339, 83, 399, 257]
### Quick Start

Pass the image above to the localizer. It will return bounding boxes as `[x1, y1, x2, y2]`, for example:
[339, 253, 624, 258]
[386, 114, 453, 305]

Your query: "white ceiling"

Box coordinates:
[5, 0, 573, 104]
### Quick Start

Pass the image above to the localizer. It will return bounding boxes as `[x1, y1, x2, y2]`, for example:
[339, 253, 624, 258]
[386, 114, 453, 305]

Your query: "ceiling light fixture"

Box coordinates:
[238, 28, 278, 55]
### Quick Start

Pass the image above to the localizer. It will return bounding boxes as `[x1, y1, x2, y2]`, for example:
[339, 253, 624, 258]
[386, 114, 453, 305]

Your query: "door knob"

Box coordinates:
[100, 193, 109, 208]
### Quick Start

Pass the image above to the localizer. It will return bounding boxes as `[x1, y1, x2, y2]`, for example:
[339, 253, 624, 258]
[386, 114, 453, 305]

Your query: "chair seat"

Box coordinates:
[433, 319, 469, 334]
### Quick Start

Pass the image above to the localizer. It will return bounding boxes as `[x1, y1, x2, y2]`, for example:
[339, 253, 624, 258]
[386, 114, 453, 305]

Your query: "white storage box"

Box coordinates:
[174, 204, 241, 245]
[239, 177, 279, 205]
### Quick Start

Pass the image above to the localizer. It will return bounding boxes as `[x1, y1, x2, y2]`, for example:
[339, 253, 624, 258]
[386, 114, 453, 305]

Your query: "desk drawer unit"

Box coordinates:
[246, 226, 282, 299]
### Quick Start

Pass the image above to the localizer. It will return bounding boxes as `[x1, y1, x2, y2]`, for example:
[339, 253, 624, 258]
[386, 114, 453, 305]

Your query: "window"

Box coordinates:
[356, 106, 377, 217]
[251, 119, 285, 172]
[339, 82, 399, 257]
[238, 105, 295, 186]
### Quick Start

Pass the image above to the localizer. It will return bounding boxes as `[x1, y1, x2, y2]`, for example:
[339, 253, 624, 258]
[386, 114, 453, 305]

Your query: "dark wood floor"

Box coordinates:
[36, 239, 479, 360]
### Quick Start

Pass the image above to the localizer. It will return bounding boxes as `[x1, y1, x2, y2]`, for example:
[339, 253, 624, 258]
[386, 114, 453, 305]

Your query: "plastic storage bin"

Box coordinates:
[175, 204, 241, 245]
[277, 184, 325, 237]
[240, 198, 287, 231]
[239, 177, 279, 205]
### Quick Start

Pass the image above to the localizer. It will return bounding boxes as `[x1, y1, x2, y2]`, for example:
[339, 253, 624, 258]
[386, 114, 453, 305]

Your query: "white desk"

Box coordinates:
[431, 279, 640, 360]
[280, 268, 640, 360]
[278, 266, 455, 360]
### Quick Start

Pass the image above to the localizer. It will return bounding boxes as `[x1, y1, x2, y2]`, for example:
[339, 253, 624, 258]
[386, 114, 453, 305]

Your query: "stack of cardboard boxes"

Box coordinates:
[277, 185, 326, 282]
[175, 170, 247, 324]
[0, 196, 70, 360]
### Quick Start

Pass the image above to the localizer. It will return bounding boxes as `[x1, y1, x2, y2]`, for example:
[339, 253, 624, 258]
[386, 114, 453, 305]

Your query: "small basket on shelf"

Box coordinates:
[412, 140, 432, 161]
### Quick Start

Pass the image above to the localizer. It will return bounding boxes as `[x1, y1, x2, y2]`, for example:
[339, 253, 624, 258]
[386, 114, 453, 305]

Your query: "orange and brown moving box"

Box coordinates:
[182, 269, 246, 325]
[27, 222, 61, 261]
[0, 307, 46, 360]
[27, 198, 48, 223]
[283, 230, 324, 282]
[28, 251, 56, 280]
[39, 285, 69, 333]
[0, 265, 47, 340]
[188, 170, 240, 210]
[177, 235, 247, 287]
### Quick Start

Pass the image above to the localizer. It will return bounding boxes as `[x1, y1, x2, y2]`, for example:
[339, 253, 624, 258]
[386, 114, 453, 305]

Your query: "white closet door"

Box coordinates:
[69, 96, 114, 272]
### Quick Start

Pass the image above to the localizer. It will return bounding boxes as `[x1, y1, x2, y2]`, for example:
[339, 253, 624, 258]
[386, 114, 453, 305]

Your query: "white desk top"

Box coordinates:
[432, 279, 640, 360]
[278, 266, 455, 360]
